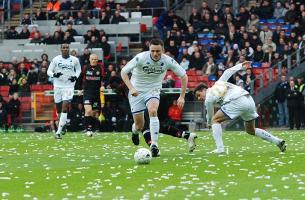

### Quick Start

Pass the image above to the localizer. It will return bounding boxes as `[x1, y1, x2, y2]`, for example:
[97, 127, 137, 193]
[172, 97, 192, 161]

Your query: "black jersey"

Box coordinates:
[83, 64, 103, 97]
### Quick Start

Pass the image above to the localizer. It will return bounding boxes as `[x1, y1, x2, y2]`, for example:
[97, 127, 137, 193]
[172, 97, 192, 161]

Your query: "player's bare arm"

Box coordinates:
[177, 74, 188, 109]
[121, 70, 139, 97]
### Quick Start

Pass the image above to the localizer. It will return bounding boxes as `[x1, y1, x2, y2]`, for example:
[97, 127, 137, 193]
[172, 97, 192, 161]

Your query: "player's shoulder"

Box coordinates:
[70, 55, 80, 62]
[52, 55, 62, 61]
[162, 54, 179, 65]
[134, 51, 149, 61]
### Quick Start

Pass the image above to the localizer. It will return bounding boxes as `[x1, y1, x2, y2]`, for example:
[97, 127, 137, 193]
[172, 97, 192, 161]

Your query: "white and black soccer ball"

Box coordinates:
[134, 148, 152, 164]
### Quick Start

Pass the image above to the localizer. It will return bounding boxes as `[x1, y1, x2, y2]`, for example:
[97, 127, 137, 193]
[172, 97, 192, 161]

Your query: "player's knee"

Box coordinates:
[245, 123, 255, 135]
[135, 122, 144, 130]
[212, 116, 221, 124]
[148, 109, 158, 117]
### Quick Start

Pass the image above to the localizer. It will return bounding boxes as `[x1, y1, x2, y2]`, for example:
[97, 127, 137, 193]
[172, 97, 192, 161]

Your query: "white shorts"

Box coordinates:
[128, 89, 160, 114]
[54, 87, 74, 103]
[221, 95, 259, 121]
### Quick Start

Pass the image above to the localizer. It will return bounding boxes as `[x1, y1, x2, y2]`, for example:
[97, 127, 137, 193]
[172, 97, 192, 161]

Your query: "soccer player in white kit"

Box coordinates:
[47, 43, 81, 139]
[121, 39, 190, 157]
[194, 61, 286, 153]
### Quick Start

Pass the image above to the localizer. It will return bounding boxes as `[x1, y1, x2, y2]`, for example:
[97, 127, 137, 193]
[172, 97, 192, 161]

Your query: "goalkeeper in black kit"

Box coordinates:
[82, 54, 105, 136]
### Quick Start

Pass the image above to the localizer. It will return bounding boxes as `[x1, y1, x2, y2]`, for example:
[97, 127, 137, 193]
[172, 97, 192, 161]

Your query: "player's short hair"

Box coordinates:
[194, 83, 208, 94]
[149, 38, 164, 48]
[61, 43, 69, 48]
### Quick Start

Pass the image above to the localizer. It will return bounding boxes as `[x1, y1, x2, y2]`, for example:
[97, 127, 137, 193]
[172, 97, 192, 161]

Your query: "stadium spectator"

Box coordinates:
[19, 25, 30, 39]
[287, 79, 303, 130]
[52, 31, 63, 44]
[62, 31, 75, 44]
[180, 56, 190, 71]
[75, 11, 90, 25]
[27, 65, 38, 85]
[203, 57, 217, 76]
[99, 10, 110, 24]
[60, 0, 72, 11]
[189, 51, 205, 71]
[66, 23, 78, 37]
[79, 48, 91, 66]
[37, 66, 49, 85]
[106, 71, 121, 89]
[253, 45, 265, 62]
[47, 0, 61, 19]
[8, 92, 21, 129]
[274, 1, 287, 19]
[0, 102, 7, 129]
[30, 32, 42, 44]
[263, 46, 275, 63]
[243, 68, 256, 82]
[275, 75, 289, 127]
[285, 3, 298, 24]
[86, 36, 101, 49]
[6, 26, 19, 39]
[295, 76, 305, 126]
[100, 36, 111, 60]
[162, 74, 175, 88]
[71, 0, 84, 11]
[42, 32, 54, 44]
[34, 8, 46, 20]
[18, 77, 30, 97]
[167, 99, 182, 125]
[21, 13, 32, 25]
[29, 26, 42, 40]
[259, 25, 273, 44]
[235, 74, 244, 88]
[110, 10, 127, 24]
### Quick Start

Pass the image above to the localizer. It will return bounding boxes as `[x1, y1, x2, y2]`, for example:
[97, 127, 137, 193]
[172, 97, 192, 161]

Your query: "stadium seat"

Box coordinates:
[188, 76, 198, 82]
[31, 84, 43, 91]
[21, 102, 31, 111]
[187, 82, 197, 88]
[208, 75, 217, 81]
[131, 12, 142, 18]
[197, 76, 208, 82]
[251, 62, 262, 68]
[186, 70, 196, 76]
[174, 79, 182, 88]
[20, 97, 32, 102]
[42, 84, 53, 90]
[267, 19, 276, 24]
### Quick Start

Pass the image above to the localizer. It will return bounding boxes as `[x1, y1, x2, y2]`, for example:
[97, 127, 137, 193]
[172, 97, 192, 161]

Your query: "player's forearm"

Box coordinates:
[121, 71, 135, 91]
[218, 63, 244, 82]
[47, 68, 54, 77]
[180, 74, 188, 98]
[205, 101, 214, 125]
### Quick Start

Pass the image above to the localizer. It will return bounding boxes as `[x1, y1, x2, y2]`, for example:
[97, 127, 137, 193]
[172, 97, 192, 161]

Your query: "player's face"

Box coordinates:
[149, 44, 163, 61]
[89, 55, 98, 66]
[61, 44, 70, 57]
[195, 90, 206, 101]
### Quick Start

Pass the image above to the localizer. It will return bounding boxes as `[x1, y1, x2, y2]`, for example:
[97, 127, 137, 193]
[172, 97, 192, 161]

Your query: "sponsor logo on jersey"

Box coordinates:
[142, 66, 165, 74]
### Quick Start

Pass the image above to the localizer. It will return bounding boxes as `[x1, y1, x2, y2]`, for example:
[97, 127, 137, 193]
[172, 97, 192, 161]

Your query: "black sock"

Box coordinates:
[160, 125, 183, 138]
[92, 117, 100, 132]
[85, 116, 93, 131]
[142, 129, 151, 146]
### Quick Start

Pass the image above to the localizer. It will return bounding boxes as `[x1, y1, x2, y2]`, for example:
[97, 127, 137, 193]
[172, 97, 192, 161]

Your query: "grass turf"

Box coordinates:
[0, 130, 304, 199]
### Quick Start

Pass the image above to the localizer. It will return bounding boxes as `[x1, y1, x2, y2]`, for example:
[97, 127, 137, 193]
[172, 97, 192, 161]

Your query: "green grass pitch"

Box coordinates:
[0, 130, 304, 199]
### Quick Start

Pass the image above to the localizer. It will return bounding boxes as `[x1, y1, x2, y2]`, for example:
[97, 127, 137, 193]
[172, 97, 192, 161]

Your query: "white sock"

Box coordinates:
[150, 117, 159, 146]
[212, 123, 224, 150]
[255, 128, 281, 145]
[56, 112, 67, 134]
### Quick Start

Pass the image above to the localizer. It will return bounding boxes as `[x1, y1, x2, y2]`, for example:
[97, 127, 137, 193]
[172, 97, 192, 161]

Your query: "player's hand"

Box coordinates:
[53, 72, 63, 78]
[77, 90, 83, 96]
[68, 76, 77, 82]
[177, 96, 185, 109]
[242, 61, 252, 69]
[130, 88, 139, 97]
[100, 86, 105, 92]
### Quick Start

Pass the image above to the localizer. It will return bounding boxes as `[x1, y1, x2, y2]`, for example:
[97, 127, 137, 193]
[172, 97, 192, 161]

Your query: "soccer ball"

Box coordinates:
[134, 148, 152, 164]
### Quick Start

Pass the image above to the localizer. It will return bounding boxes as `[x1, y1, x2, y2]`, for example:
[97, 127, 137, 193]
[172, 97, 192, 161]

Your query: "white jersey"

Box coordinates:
[121, 51, 186, 92]
[47, 55, 81, 88]
[205, 63, 249, 125]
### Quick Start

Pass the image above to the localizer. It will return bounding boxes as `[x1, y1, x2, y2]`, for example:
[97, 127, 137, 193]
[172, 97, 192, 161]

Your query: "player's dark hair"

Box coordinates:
[149, 38, 164, 48]
[61, 43, 69, 48]
[194, 83, 208, 94]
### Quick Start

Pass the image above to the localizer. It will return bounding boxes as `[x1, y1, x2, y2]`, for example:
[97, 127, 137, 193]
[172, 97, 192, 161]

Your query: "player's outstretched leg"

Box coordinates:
[254, 128, 286, 152]
[142, 124, 198, 152]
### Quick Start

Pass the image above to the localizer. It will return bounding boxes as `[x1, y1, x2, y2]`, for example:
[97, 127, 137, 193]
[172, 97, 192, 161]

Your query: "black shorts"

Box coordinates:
[83, 95, 101, 110]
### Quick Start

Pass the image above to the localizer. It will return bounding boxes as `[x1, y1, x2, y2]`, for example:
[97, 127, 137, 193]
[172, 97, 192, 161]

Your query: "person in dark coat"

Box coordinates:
[275, 75, 289, 127]
[8, 92, 21, 129]
[287, 79, 303, 130]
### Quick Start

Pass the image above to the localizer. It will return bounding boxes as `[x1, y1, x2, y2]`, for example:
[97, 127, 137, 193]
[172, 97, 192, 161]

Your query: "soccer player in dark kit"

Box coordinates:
[82, 54, 105, 136]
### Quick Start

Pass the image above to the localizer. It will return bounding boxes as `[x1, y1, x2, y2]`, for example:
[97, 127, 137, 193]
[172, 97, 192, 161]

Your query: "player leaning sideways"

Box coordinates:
[194, 61, 286, 153]
[121, 38, 192, 157]
[47, 43, 81, 139]
[82, 54, 104, 136]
